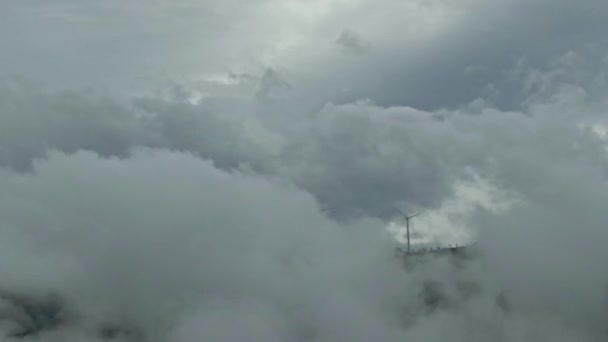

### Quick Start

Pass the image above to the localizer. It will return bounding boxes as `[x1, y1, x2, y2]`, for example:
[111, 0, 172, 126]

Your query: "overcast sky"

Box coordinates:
[1, 0, 608, 341]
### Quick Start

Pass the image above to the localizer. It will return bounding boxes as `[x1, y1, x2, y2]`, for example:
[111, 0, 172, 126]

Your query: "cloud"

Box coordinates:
[0, 149, 404, 340]
[0, 150, 603, 341]
[335, 28, 371, 55]
[0, 82, 452, 219]
[256, 68, 291, 101]
[3, 0, 607, 111]
[1, 50, 606, 222]
[1, 0, 608, 340]
[0, 80, 274, 173]
[259, 0, 608, 110]
[1, 65, 607, 339]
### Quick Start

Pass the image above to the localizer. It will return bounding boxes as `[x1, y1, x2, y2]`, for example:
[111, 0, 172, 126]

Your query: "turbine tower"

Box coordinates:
[393, 208, 422, 254]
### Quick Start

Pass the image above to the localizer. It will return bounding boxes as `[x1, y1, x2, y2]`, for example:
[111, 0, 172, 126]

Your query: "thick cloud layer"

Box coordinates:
[1, 0, 608, 341]
[0, 150, 404, 341]
[0, 150, 603, 341]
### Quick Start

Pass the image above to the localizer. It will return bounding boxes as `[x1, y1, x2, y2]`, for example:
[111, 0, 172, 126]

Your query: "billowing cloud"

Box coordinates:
[0, 150, 401, 340]
[0, 149, 603, 341]
[1, 0, 608, 340]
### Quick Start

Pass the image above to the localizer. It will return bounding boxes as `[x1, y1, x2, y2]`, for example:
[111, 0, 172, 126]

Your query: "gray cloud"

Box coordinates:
[267, 0, 608, 111]
[0, 150, 407, 340]
[0, 80, 274, 172]
[0, 81, 450, 219]
[0, 0, 274, 90]
[1, 50, 606, 221]
[0, 149, 603, 341]
[335, 28, 371, 55]
[1, 0, 608, 340]
[256, 68, 291, 101]
[3, 0, 607, 109]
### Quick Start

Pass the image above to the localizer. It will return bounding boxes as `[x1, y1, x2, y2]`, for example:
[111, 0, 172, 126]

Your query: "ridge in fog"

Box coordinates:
[1, 0, 608, 341]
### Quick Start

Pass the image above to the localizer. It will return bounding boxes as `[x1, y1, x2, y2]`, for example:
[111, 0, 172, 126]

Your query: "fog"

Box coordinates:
[1, 0, 607, 341]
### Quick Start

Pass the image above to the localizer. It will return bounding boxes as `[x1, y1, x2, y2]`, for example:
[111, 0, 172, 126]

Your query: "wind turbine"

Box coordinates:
[393, 208, 423, 254]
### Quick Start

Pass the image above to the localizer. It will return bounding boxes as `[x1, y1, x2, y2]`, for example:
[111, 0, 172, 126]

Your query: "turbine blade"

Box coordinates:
[393, 207, 408, 219]
[407, 212, 423, 219]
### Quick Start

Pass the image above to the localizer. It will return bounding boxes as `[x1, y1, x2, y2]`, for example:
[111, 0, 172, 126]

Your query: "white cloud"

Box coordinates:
[388, 173, 517, 248]
[0, 149, 407, 340]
